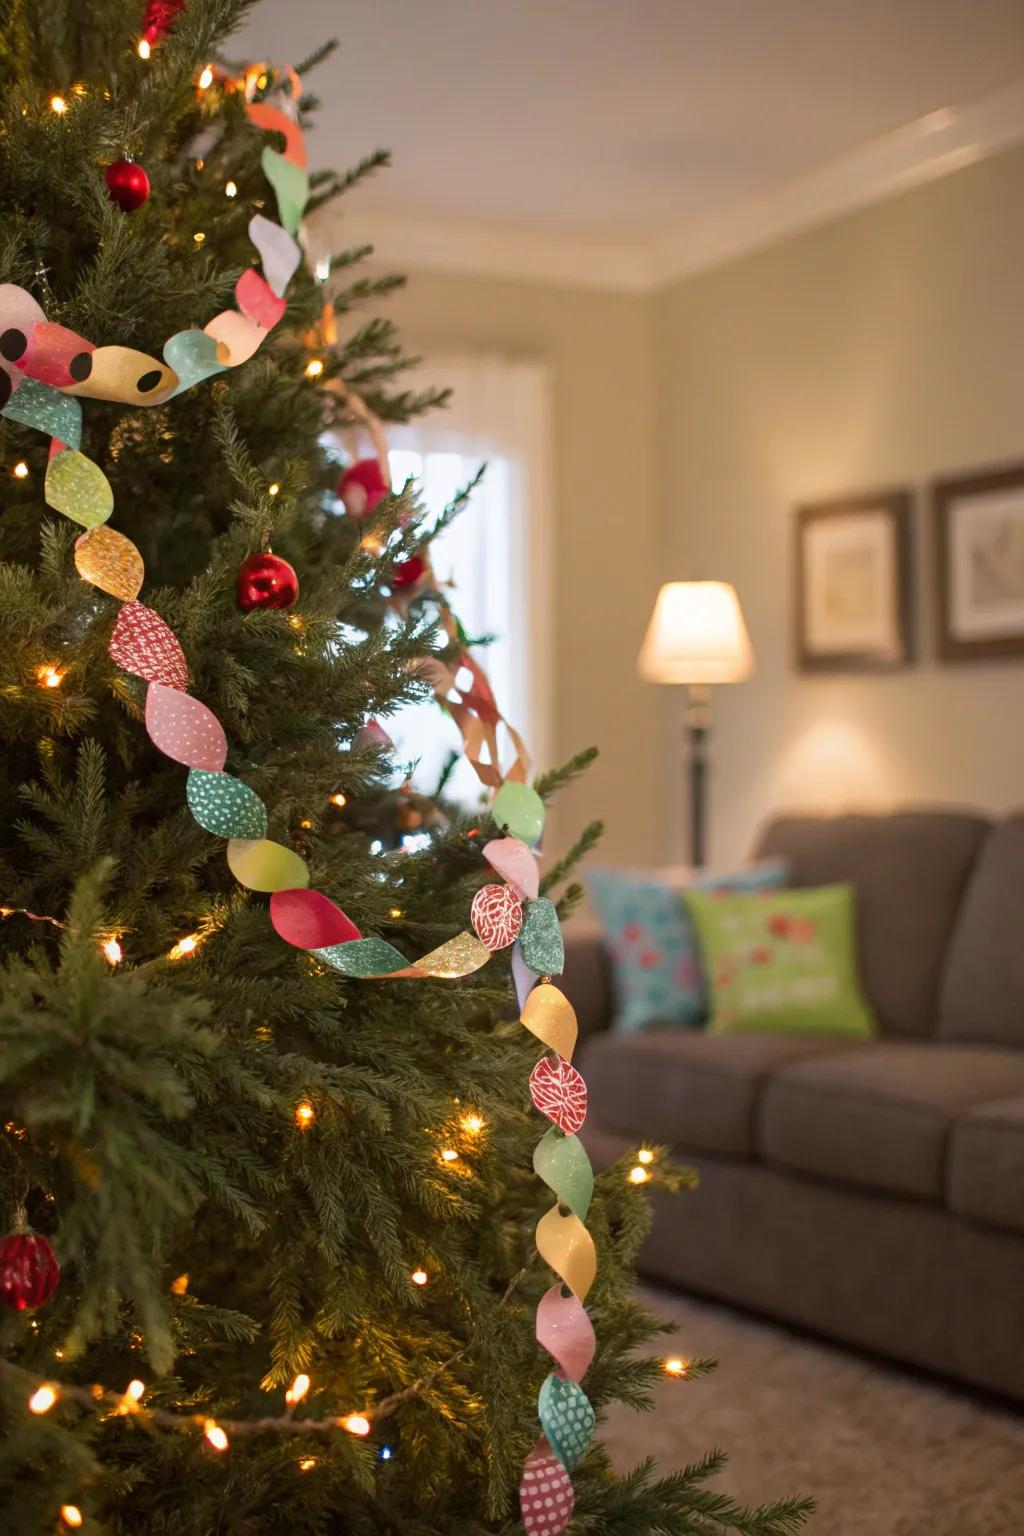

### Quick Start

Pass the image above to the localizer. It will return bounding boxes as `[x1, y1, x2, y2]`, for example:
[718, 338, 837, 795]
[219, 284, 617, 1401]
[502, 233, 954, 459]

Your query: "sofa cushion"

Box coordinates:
[949, 1097, 1024, 1235]
[755, 812, 989, 1038]
[939, 816, 1024, 1048]
[759, 1041, 1024, 1201]
[579, 1029, 852, 1156]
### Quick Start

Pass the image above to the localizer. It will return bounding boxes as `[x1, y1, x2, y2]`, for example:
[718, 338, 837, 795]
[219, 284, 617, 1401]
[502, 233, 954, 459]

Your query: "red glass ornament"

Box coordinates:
[236, 551, 300, 612]
[0, 1223, 60, 1311]
[391, 555, 426, 591]
[142, 0, 186, 44]
[338, 459, 388, 520]
[106, 159, 151, 214]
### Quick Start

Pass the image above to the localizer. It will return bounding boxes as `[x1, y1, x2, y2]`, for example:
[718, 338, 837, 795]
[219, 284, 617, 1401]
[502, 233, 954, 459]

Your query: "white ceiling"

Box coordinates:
[234, 1, 1024, 286]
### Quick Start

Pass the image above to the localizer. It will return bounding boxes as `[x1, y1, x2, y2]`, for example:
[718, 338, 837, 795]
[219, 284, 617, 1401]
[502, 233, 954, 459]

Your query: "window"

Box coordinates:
[383, 354, 552, 809]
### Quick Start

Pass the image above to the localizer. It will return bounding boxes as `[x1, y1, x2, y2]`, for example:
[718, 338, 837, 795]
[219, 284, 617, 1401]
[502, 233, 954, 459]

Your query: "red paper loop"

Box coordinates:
[270, 888, 361, 949]
[109, 600, 188, 691]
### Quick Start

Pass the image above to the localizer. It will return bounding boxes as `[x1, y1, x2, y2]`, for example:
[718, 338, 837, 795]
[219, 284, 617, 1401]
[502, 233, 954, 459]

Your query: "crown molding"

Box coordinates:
[315, 207, 654, 294]
[315, 79, 1024, 296]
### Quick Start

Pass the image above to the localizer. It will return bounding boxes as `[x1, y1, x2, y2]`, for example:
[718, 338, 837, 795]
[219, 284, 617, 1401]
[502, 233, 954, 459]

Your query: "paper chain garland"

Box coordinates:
[0, 61, 597, 1528]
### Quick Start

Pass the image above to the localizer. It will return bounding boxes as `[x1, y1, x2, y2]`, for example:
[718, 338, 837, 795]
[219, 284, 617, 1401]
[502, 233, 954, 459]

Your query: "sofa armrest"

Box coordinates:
[561, 930, 615, 1042]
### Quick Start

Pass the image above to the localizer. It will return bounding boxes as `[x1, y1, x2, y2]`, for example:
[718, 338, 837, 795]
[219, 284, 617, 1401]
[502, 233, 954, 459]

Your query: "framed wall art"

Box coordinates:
[933, 462, 1024, 661]
[795, 490, 913, 672]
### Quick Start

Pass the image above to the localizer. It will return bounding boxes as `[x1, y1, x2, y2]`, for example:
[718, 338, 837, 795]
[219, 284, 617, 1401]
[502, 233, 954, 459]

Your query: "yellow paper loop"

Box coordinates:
[536, 1204, 597, 1304]
[415, 930, 491, 979]
[521, 984, 578, 1062]
[226, 838, 310, 893]
[74, 526, 145, 600]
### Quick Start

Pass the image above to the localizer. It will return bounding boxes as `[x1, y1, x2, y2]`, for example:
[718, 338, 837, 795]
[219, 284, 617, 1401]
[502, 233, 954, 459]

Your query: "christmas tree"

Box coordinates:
[0, 3, 812, 1532]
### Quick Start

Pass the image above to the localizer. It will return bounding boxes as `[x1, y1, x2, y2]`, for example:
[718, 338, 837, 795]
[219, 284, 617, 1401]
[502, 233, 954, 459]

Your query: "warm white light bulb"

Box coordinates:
[286, 1373, 310, 1404]
[13, 461, 28, 479]
[629, 1165, 650, 1185]
[137, 38, 151, 60]
[198, 64, 214, 90]
[343, 1413, 371, 1437]
[411, 1268, 428, 1287]
[204, 1419, 229, 1451]
[637, 1148, 654, 1165]
[102, 936, 123, 966]
[225, 180, 237, 198]
[60, 1507, 83, 1529]
[50, 95, 67, 115]
[29, 1384, 58, 1414]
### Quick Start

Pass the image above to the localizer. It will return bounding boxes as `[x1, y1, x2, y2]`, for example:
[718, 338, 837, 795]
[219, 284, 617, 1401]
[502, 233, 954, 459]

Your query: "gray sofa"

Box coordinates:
[566, 811, 1024, 1400]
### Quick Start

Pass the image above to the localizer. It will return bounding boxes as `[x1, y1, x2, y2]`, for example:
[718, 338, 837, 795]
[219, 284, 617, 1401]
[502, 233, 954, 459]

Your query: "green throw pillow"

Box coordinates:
[683, 883, 876, 1037]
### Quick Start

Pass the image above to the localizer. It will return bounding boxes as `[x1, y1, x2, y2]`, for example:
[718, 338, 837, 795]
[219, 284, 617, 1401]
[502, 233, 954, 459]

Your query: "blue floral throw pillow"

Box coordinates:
[585, 861, 787, 1033]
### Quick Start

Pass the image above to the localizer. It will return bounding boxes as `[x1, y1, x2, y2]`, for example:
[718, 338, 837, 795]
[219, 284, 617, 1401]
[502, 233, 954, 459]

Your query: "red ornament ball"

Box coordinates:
[142, 0, 186, 44]
[0, 1226, 60, 1312]
[237, 552, 300, 612]
[391, 554, 426, 591]
[338, 458, 388, 520]
[106, 159, 151, 213]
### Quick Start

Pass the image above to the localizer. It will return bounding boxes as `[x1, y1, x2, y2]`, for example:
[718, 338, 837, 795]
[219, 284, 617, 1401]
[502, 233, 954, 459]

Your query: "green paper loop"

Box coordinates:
[260, 147, 309, 235]
[520, 897, 564, 976]
[2, 378, 82, 448]
[533, 1127, 593, 1221]
[164, 330, 226, 398]
[187, 769, 268, 840]
[44, 449, 114, 528]
[315, 937, 410, 977]
[492, 780, 545, 845]
[537, 1371, 595, 1472]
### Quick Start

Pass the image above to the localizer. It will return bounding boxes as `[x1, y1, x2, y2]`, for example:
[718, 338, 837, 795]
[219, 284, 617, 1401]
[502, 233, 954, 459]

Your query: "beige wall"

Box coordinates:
[386, 272, 662, 866]
[657, 145, 1024, 866]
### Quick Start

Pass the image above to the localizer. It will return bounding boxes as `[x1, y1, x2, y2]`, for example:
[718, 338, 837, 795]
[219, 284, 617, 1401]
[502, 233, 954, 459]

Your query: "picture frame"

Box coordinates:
[794, 490, 913, 673]
[933, 462, 1024, 662]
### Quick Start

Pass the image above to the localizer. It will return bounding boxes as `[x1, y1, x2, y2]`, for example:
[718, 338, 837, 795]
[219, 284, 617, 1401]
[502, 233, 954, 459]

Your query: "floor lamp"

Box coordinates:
[637, 581, 753, 869]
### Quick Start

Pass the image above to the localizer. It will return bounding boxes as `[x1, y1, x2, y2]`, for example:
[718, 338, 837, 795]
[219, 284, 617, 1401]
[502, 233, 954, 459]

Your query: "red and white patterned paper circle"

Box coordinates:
[529, 1055, 588, 1135]
[471, 882, 523, 951]
[109, 600, 188, 691]
[519, 1435, 574, 1536]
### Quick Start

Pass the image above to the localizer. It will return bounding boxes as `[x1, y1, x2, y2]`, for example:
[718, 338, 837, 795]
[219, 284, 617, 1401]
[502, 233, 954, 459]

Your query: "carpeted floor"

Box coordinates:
[601, 1286, 1024, 1535]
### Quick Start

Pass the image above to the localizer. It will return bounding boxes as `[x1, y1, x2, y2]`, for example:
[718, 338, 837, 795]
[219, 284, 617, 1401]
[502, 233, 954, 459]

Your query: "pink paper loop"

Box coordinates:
[535, 1283, 596, 1384]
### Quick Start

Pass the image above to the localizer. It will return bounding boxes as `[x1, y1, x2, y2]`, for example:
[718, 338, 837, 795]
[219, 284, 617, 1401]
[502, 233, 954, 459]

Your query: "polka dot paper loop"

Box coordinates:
[186, 769, 268, 840]
[537, 1372, 595, 1473]
[519, 1436, 574, 1536]
[470, 883, 523, 951]
[145, 683, 227, 771]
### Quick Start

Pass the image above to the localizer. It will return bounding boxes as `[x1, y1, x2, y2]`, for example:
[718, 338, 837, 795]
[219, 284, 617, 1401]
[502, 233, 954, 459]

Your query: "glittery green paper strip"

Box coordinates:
[537, 1372, 595, 1472]
[2, 378, 82, 448]
[44, 449, 113, 528]
[533, 1127, 593, 1221]
[316, 937, 411, 977]
[164, 330, 226, 399]
[187, 769, 268, 840]
[261, 147, 309, 235]
[492, 780, 545, 846]
[520, 897, 564, 975]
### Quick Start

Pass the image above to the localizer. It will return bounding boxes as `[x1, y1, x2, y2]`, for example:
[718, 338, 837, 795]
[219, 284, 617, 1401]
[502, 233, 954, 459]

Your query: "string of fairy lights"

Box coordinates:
[0, 36, 688, 1531]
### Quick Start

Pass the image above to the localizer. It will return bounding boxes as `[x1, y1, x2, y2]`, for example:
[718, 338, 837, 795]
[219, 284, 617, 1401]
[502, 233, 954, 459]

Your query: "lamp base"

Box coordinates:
[685, 685, 711, 869]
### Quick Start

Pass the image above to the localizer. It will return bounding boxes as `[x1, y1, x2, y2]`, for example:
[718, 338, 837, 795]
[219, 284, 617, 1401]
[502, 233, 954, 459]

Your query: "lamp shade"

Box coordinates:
[637, 581, 753, 685]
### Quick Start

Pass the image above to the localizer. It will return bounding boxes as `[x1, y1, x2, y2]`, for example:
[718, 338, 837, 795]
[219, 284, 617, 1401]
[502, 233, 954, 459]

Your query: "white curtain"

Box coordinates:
[385, 353, 553, 809]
